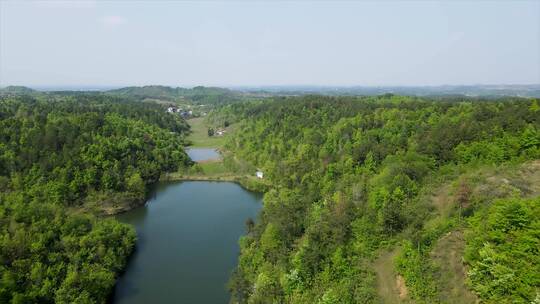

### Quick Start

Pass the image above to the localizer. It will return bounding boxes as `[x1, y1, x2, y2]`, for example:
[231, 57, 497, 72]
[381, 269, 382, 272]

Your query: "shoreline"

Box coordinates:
[161, 172, 271, 193]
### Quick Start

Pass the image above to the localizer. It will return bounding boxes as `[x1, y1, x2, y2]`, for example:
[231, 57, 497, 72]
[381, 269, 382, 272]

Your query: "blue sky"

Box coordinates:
[1, 1, 539, 87]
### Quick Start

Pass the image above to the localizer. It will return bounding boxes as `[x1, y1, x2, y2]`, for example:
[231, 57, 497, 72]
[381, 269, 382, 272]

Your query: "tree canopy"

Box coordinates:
[0, 94, 190, 303]
[224, 95, 540, 303]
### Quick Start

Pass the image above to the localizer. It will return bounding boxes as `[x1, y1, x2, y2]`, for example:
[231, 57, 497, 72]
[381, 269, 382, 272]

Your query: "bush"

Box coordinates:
[464, 197, 540, 303]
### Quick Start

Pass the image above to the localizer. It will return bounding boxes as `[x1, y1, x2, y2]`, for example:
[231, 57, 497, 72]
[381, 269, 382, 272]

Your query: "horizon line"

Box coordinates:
[1, 83, 540, 91]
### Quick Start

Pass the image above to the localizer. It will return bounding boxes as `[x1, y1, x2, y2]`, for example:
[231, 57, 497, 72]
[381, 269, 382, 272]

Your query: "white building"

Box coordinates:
[256, 171, 264, 179]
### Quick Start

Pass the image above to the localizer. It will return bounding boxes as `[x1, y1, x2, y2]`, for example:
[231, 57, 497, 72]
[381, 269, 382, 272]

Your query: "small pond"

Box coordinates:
[186, 148, 221, 162]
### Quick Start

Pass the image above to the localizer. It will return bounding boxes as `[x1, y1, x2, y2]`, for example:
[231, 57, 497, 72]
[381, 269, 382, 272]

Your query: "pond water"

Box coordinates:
[186, 148, 221, 162]
[112, 181, 262, 304]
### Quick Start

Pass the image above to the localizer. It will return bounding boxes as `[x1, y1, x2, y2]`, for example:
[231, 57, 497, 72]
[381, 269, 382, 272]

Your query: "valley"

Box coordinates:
[1, 89, 538, 304]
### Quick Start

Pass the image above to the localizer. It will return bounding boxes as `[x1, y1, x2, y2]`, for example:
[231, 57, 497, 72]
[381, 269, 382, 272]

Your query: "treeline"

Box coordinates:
[107, 85, 248, 105]
[0, 85, 255, 106]
[224, 95, 540, 303]
[0, 95, 190, 303]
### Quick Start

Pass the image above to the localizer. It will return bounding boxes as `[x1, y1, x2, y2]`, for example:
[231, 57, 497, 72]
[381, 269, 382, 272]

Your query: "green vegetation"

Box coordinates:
[173, 111, 272, 193]
[0, 94, 190, 303]
[429, 230, 477, 304]
[186, 117, 230, 148]
[0, 86, 36, 95]
[107, 85, 248, 105]
[464, 196, 540, 303]
[393, 161, 540, 304]
[1, 90, 539, 304]
[221, 95, 540, 303]
[164, 152, 271, 193]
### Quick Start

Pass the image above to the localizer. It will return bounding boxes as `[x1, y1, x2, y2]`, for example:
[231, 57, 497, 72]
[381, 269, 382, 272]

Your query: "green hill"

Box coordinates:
[219, 94, 540, 304]
[0, 85, 36, 94]
[107, 85, 242, 104]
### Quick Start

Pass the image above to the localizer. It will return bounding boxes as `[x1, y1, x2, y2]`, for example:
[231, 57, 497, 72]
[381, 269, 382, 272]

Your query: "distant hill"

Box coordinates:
[238, 84, 540, 98]
[108, 85, 181, 100]
[0, 86, 36, 94]
[107, 85, 242, 104]
[2, 84, 538, 99]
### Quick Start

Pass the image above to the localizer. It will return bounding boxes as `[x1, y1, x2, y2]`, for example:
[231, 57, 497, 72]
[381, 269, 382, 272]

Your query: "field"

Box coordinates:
[186, 117, 230, 148]
[170, 117, 269, 192]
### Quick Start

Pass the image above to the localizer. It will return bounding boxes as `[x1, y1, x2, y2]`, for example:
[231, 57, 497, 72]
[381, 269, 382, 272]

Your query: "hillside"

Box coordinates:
[220, 95, 540, 303]
[388, 160, 540, 304]
[0, 93, 191, 303]
[0, 86, 36, 95]
[107, 85, 244, 104]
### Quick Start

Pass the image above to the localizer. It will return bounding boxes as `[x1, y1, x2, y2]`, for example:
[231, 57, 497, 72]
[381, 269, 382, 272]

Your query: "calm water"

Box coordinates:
[112, 181, 262, 304]
[186, 148, 221, 162]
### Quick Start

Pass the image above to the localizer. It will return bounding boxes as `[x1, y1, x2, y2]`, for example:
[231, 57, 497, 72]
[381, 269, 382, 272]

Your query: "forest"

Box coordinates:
[0, 94, 190, 303]
[219, 95, 540, 303]
[0, 85, 255, 106]
[0, 92, 539, 304]
[106, 85, 252, 105]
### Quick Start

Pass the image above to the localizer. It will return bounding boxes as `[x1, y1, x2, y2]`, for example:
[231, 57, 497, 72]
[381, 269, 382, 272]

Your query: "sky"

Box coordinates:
[0, 0, 539, 88]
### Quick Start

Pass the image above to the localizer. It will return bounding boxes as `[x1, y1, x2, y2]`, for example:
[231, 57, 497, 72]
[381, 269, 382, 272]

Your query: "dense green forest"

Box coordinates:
[0, 95, 190, 303]
[1, 92, 539, 304]
[0, 85, 253, 106]
[218, 95, 540, 303]
[464, 196, 539, 302]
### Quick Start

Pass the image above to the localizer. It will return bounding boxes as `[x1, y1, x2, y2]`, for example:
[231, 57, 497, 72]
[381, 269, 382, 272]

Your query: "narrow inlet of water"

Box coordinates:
[112, 181, 262, 304]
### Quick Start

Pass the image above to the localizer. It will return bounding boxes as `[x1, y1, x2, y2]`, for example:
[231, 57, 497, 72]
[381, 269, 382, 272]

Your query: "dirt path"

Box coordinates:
[374, 248, 411, 304]
[431, 184, 452, 216]
[430, 230, 477, 304]
[425, 184, 477, 303]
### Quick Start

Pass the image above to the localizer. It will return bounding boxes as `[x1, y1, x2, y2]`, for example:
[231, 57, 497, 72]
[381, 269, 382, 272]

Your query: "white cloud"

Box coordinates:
[101, 15, 127, 27]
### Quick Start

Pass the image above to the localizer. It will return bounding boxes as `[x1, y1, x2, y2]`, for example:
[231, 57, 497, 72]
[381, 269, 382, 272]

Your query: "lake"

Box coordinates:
[112, 181, 262, 304]
[186, 148, 221, 162]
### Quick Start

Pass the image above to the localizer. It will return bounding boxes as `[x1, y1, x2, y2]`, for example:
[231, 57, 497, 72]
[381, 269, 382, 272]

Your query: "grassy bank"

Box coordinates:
[163, 161, 271, 193]
[178, 117, 270, 193]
